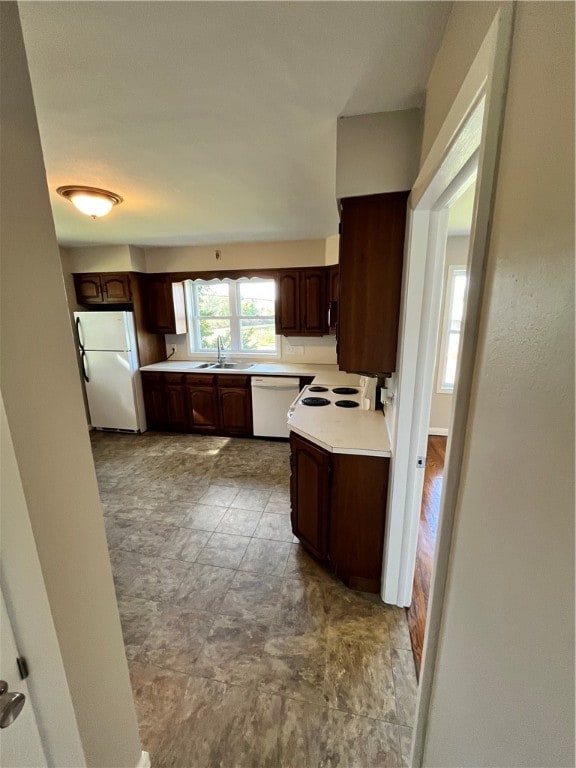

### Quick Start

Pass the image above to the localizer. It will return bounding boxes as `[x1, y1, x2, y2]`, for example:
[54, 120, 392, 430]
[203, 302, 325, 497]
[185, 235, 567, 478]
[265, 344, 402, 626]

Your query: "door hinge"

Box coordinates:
[16, 657, 29, 680]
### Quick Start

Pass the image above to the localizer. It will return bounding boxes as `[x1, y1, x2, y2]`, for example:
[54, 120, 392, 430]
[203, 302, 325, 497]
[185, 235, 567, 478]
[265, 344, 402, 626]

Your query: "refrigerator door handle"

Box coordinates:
[80, 350, 90, 383]
[75, 316, 85, 352]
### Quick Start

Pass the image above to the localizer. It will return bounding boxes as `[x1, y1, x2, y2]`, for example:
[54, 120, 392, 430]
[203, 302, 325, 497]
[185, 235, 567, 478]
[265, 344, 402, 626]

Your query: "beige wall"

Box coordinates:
[0, 5, 142, 767]
[429, 236, 470, 433]
[144, 238, 327, 272]
[421, 2, 499, 162]
[336, 109, 421, 199]
[422, 3, 574, 765]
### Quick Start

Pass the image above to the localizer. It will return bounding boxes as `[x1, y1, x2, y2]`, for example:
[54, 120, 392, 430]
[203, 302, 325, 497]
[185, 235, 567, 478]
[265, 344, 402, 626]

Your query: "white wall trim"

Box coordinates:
[136, 751, 151, 768]
[428, 427, 449, 437]
[411, 6, 515, 767]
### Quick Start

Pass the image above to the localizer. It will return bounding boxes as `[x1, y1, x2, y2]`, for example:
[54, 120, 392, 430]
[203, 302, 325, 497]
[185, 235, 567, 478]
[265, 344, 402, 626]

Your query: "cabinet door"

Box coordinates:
[74, 274, 103, 304]
[328, 265, 339, 335]
[144, 275, 177, 333]
[339, 192, 409, 373]
[289, 432, 331, 562]
[276, 271, 300, 335]
[187, 387, 219, 431]
[165, 375, 189, 431]
[102, 274, 131, 303]
[141, 373, 167, 430]
[218, 387, 252, 436]
[301, 269, 328, 335]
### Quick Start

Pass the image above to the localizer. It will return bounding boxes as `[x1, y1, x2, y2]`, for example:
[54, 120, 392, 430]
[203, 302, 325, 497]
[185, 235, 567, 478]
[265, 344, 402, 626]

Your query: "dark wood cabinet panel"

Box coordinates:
[338, 191, 409, 374]
[289, 431, 389, 593]
[218, 387, 252, 436]
[276, 272, 301, 335]
[187, 386, 219, 431]
[301, 269, 328, 334]
[74, 273, 104, 304]
[165, 380, 189, 432]
[330, 453, 389, 593]
[74, 272, 132, 305]
[289, 432, 331, 562]
[328, 265, 339, 335]
[276, 268, 329, 336]
[101, 274, 131, 303]
[141, 373, 167, 430]
[143, 276, 187, 334]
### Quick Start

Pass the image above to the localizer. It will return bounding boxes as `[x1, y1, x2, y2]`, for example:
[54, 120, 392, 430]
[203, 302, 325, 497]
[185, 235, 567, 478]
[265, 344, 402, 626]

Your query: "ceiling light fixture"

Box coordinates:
[56, 185, 123, 219]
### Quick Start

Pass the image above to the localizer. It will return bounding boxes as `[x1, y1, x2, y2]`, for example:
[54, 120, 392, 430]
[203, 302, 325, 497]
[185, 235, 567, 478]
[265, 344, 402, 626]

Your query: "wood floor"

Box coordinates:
[406, 435, 447, 678]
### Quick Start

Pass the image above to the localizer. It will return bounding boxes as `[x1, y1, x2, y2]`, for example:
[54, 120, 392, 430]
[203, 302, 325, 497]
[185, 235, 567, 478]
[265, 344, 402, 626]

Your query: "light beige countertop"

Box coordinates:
[140, 361, 361, 383]
[288, 405, 392, 458]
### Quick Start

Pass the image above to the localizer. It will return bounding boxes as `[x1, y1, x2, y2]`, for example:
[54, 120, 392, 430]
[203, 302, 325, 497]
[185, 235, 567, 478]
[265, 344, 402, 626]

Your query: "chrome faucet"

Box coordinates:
[217, 336, 226, 365]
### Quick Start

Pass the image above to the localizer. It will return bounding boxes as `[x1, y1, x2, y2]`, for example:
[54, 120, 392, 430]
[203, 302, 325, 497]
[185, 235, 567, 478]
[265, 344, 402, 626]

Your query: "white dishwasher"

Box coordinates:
[251, 377, 300, 438]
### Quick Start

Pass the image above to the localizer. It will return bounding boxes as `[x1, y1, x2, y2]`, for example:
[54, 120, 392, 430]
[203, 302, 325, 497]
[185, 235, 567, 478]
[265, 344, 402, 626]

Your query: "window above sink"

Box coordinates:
[185, 277, 278, 358]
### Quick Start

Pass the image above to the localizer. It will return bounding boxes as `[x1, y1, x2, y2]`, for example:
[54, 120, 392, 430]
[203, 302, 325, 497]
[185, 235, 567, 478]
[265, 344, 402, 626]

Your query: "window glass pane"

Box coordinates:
[196, 283, 230, 317]
[444, 331, 461, 388]
[239, 280, 275, 316]
[198, 319, 231, 350]
[240, 318, 276, 351]
[449, 273, 467, 332]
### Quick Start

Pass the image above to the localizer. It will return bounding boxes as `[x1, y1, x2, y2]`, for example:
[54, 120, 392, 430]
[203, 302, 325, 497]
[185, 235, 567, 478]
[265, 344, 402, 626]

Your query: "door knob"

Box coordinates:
[0, 680, 26, 728]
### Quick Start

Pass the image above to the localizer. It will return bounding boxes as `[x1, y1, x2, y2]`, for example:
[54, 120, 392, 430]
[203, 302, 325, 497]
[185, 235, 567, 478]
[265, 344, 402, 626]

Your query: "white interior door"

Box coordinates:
[0, 590, 47, 768]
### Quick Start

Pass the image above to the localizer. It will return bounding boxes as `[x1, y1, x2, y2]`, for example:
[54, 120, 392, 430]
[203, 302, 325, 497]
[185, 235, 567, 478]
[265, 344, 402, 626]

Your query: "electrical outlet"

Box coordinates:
[285, 343, 304, 356]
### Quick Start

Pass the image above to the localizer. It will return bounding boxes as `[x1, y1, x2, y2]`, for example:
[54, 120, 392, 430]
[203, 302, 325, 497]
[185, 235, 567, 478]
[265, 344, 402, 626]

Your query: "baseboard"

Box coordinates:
[136, 751, 151, 768]
[428, 427, 449, 436]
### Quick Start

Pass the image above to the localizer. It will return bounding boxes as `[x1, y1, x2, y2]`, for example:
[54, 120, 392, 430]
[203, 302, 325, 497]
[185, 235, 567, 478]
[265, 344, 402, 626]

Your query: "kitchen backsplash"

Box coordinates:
[164, 334, 337, 364]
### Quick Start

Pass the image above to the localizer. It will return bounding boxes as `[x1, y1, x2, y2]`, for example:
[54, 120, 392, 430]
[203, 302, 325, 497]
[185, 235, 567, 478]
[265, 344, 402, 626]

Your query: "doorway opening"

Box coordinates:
[406, 180, 476, 676]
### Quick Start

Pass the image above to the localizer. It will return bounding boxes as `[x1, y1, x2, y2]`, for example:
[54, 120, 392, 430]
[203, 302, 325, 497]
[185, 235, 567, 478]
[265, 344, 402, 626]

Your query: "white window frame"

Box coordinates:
[185, 277, 279, 358]
[436, 266, 467, 393]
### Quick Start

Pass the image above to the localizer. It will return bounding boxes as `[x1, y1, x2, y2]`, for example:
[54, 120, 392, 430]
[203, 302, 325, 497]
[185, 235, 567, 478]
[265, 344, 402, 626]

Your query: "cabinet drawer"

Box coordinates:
[216, 374, 250, 388]
[185, 374, 216, 386]
[164, 373, 185, 385]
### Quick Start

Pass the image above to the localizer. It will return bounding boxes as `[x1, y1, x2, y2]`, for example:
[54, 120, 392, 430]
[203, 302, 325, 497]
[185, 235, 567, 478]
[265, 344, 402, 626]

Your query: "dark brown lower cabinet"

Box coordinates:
[186, 378, 219, 432]
[164, 374, 188, 432]
[141, 373, 167, 430]
[289, 431, 389, 593]
[217, 376, 252, 437]
[290, 432, 331, 562]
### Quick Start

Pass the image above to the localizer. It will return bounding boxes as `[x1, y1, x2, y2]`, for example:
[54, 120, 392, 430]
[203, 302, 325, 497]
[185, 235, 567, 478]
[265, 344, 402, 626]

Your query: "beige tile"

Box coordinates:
[238, 538, 292, 575]
[284, 543, 338, 585]
[398, 725, 413, 767]
[160, 526, 211, 562]
[254, 511, 294, 542]
[261, 626, 327, 706]
[277, 696, 323, 767]
[324, 635, 397, 722]
[219, 571, 283, 622]
[140, 603, 215, 673]
[391, 648, 418, 726]
[318, 708, 402, 768]
[110, 551, 189, 602]
[264, 498, 291, 515]
[230, 487, 272, 512]
[387, 607, 413, 650]
[180, 503, 227, 531]
[216, 507, 263, 536]
[196, 532, 250, 569]
[198, 484, 240, 507]
[173, 562, 236, 612]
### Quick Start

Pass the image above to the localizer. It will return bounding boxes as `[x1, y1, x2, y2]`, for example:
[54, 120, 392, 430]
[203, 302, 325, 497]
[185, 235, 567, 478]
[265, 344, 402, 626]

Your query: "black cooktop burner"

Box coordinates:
[332, 387, 359, 395]
[301, 397, 331, 407]
[308, 386, 329, 392]
[335, 399, 360, 408]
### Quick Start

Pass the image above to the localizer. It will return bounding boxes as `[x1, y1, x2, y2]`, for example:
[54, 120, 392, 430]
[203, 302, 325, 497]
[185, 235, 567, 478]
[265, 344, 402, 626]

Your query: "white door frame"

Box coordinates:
[382, 5, 515, 611]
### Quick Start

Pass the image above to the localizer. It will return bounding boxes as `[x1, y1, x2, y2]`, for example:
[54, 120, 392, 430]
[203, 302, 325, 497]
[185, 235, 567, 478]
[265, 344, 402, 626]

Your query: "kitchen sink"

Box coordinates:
[180, 362, 213, 369]
[210, 362, 255, 370]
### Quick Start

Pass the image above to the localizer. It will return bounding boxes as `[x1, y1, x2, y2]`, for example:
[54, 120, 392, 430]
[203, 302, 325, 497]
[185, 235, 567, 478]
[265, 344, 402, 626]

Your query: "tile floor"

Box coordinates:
[93, 431, 417, 768]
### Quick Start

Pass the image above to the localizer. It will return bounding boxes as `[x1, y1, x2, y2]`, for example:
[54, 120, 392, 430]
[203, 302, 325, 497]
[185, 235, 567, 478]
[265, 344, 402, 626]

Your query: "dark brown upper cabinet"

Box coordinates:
[143, 275, 187, 335]
[74, 272, 132, 305]
[328, 265, 339, 335]
[338, 191, 409, 374]
[276, 268, 329, 337]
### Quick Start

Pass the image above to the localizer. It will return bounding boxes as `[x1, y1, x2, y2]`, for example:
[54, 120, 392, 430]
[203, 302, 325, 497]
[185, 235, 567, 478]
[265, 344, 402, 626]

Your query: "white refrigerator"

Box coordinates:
[74, 311, 146, 432]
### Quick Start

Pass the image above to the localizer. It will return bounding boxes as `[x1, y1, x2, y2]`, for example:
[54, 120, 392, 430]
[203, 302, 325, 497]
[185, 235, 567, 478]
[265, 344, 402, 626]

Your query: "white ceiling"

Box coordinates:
[19, 1, 451, 247]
